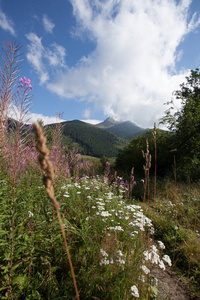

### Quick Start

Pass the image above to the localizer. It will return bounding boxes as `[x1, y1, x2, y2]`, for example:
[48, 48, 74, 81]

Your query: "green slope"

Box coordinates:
[96, 117, 146, 139]
[47, 120, 128, 158]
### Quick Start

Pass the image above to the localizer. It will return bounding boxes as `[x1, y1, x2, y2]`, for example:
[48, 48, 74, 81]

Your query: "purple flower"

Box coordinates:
[106, 161, 110, 166]
[120, 180, 125, 186]
[17, 76, 32, 92]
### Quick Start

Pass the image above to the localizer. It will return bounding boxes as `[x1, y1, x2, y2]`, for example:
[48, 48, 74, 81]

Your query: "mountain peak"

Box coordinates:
[97, 117, 122, 128]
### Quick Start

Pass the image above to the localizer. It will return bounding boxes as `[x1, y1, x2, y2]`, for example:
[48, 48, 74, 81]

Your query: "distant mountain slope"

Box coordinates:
[96, 117, 146, 139]
[97, 117, 122, 128]
[48, 120, 127, 158]
[6, 117, 147, 158]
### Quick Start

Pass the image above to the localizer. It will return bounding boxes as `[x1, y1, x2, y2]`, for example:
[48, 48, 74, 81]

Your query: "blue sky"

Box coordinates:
[0, 0, 200, 128]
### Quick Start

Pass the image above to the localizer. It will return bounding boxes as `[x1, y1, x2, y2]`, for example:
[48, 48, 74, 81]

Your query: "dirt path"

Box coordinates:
[151, 267, 195, 300]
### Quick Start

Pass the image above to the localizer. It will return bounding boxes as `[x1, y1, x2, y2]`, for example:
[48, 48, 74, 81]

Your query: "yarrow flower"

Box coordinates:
[162, 255, 172, 266]
[141, 265, 150, 274]
[158, 241, 165, 249]
[28, 211, 34, 217]
[100, 249, 108, 257]
[131, 285, 139, 298]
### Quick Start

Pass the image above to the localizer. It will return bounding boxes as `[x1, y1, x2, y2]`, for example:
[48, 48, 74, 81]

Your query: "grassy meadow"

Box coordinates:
[0, 40, 200, 300]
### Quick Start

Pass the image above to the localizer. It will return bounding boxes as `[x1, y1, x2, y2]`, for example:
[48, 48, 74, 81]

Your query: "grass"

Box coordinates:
[0, 168, 166, 299]
[1, 151, 200, 299]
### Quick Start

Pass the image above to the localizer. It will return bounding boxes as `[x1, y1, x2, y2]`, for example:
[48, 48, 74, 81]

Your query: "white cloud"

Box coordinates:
[8, 106, 66, 125]
[46, 0, 200, 128]
[26, 33, 66, 84]
[81, 119, 102, 125]
[26, 112, 65, 125]
[42, 14, 55, 34]
[0, 9, 15, 35]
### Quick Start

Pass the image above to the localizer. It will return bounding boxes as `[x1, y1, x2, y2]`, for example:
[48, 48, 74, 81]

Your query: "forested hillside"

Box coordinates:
[47, 120, 128, 157]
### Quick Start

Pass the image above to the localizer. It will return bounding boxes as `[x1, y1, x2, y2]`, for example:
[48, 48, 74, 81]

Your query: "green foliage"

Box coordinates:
[160, 68, 200, 180]
[115, 129, 175, 179]
[0, 168, 174, 299]
[47, 120, 128, 158]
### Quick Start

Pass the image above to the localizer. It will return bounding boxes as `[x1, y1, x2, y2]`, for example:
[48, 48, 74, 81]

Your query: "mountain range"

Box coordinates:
[7, 117, 147, 158]
[47, 117, 147, 158]
[96, 117, 146, 139]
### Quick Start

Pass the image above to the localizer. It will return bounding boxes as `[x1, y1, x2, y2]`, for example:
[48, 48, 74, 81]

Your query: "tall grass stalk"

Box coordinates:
[7, 78, 32, 299]
[33, 122, 80, 300]
[152, 122, 157, 206]
[142, 139, 151, 205]
[0, 40, 21, 160]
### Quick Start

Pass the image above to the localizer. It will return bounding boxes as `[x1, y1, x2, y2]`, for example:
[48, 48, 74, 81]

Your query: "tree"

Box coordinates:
[115, 129, 174, 179]
[160, 68, 200, 180]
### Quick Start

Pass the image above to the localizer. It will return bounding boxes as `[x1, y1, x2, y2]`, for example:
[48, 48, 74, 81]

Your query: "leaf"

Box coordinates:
[12, 275, 27, 287]
[151, 285, 158, 296]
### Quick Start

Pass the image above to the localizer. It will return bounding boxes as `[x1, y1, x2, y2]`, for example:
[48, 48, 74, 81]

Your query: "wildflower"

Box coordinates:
[162, 255, 172, 266]
[158, 241, 165, 249]
[159, 260, 165, 270]
[18, 76, 32, 92]
[141, 265, 150, 274]
[108, 225, 124, 231]
[101, 211, 111, 217]
[99, 258, 110, 266]
[28, 211, 34, 217]
[100, 249, 108, 257]
[131, 285, 139, 298]
[106, 161, 110, 166]
[63, 193, 70, 198]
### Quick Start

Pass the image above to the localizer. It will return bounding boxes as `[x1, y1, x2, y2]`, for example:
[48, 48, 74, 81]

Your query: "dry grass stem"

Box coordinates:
[33, 122, 80, 300]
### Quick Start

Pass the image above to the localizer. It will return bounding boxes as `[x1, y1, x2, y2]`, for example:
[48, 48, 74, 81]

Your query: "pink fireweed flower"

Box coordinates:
[17, 76, 32, 93]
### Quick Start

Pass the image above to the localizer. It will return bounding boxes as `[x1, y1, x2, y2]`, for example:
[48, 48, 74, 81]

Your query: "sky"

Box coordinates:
[0, 0, 200, 128]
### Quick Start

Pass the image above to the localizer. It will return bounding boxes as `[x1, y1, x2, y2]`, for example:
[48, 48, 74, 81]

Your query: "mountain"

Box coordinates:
[96, 117, 146, 140]
[47, 120, 128, 158]
[6, 117, 147, 158]
[97, 117, 122, 128]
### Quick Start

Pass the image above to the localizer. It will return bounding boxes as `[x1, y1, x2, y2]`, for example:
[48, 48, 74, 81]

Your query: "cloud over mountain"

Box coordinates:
[46, 0, 200, 127]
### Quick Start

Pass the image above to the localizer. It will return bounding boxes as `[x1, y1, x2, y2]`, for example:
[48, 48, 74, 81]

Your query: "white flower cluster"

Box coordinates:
[28, 211, 34, 217]
[99, 248, 126, 266]
[141, 264, 150, 274]
[158, 240, 165, 249]
[143, 245, 172, 270]
[107, 225, 124, 231]
[131, 285, 139, 298]
[129, 209, 154, 233]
